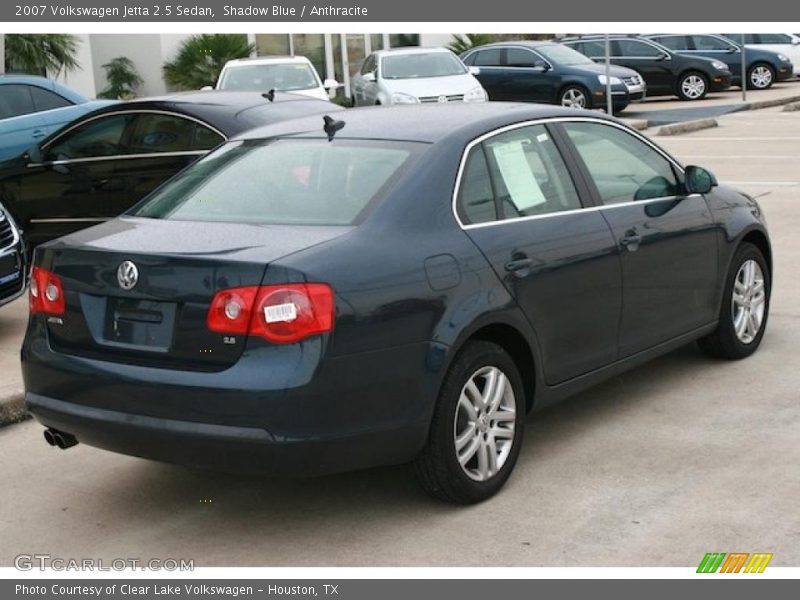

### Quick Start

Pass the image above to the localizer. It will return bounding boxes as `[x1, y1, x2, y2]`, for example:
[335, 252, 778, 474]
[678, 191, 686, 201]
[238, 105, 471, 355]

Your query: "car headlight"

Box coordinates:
[711, 61, 728, 70]
[778, 54, 789, 62]
[464, 86, 487, 103]
[597, 75, 623, 85]
[390, 92, 420, 105]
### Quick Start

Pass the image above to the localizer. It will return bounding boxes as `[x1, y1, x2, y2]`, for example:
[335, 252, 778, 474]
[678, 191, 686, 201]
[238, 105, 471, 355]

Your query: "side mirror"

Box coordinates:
[323, 78, 340, 90]
[25, 145, 43, 164]
[727, 46, 739, 54]
[362, 72, 376, 83]
[200, 85, 214, 91]
[656, 52, 670, 61]
[685, 165, 718, 194]
[792, 38, 800, 46]
[533, 60, 549, 72]
[468, 66, 481, 76]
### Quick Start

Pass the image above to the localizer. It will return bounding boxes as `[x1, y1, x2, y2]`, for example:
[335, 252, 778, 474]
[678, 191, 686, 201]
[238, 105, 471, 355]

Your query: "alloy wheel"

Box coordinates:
[453, 366, 517, 482]
[561, 88, 587, 108]
[750, 65, 773, 89]
[681, 75, 706, 99]
[731, 259, 766, 344]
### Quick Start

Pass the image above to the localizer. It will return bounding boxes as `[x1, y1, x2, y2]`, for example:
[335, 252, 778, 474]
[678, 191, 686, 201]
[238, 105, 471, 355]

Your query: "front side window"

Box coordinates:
[615, 40, 664, 58]
[360, 54, 377, 75]
[381, 52, 466, 79]
[757, 34, 792, 44]
[129, 113, 222, 154]
[0, 84, 35, 119]
[654, 36, 690, 51]
[133, 139, 420, 226]
[535, 44, 594, 66]
[471, 48, 503, 67]
[570, 41, 606, 58]
[563, 122, 679, 205]
[723, 34, 756, 44]
[45, 113, 137, 160]
[218, 63, 320, 92]
[505, 48, 540, 68]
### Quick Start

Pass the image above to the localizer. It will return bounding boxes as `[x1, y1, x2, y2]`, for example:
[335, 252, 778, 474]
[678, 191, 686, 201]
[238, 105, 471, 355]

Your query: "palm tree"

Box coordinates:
[447, 34, 498, 55]
[4, 34, 80, 77]
[163, 34, 254, 91]
[98, 57, 143, 100]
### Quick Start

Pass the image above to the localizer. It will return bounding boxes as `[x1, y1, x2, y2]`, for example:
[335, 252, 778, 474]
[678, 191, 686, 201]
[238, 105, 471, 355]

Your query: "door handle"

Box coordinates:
[620, 230, 643, 251]
[504, 257, 535, 272]
[32, 129, 46, 138]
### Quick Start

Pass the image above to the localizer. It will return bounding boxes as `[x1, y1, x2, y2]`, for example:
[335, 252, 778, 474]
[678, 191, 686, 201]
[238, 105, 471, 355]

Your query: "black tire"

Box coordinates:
[698, 243, 771, 359]
[413, 340, 526, 504]
[746, 62, 775, 90]
[559, 84, 591, 109]
[677, 71, 709, 101]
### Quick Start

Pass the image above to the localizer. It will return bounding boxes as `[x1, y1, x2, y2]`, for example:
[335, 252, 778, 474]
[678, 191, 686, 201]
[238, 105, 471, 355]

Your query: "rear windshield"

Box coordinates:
[131, 139, 420, 226]
[219, 63, 319, 92]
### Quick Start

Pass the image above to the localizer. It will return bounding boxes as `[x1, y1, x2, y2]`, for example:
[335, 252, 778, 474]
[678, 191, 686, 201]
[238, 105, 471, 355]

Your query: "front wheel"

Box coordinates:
[677, 71, 708, 101]
[747, 63, 775, 90]
[698, 242, 770, 359]
[413, 341, 525, 504]
[560, 85, 590, 109]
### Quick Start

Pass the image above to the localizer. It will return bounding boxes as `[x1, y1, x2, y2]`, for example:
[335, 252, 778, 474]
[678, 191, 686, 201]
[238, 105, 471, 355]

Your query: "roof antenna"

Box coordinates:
[323, 115, 345, 142]
[262, 89, 275, 103]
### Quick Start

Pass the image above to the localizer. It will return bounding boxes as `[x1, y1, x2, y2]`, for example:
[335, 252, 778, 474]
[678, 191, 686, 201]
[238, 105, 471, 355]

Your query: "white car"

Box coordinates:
[722, 33, 800, 75]
[213, 56, 339, 100]
[351, 47, 487, 106]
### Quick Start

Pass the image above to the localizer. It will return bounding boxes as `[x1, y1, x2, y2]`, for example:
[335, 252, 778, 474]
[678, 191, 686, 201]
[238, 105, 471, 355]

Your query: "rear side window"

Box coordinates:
[655, 36, 690, 51]
[615, 40, 663, 58]
[457, 148, 495, 225]
[563, 122, 679, 205]
[0, 84, 35, 119]
[133, 139, 420, 226]
[571, 41, 606, 58]
[29, 86, 72, 111]
[757, 34, 792, 44]
[472, 49, 503, 67]
[129, 113, 222, 153]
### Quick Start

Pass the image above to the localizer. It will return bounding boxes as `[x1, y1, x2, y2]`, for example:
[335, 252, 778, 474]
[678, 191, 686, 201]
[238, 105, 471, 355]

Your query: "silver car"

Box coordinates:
[351, 47, 487, 106]
[0, 202, 26, 308]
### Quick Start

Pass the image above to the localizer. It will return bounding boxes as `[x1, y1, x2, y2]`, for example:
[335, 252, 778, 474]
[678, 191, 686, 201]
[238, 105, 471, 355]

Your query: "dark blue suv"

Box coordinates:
[460, 41, 646, 112]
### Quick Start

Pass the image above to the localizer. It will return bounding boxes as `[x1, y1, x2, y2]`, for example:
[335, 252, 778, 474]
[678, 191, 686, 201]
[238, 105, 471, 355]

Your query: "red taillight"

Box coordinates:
[29, 266, 65, 316]
[207, 283, 334, 344]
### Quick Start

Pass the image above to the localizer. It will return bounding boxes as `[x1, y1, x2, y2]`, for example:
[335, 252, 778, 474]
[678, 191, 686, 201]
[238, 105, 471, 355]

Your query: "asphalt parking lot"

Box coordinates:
[0, 106, 798, 567]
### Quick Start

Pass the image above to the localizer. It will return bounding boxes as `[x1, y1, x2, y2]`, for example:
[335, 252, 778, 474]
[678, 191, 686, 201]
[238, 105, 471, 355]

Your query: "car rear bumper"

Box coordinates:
[22, 323, 439, 475]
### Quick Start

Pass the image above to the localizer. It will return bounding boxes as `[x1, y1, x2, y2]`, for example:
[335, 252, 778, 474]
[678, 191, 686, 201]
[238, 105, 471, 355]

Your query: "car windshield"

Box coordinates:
[132, 139, 420, 226]
[536, 44, 596, 66]
[381, 52, 466, 79]
[218, 63, 319, 92]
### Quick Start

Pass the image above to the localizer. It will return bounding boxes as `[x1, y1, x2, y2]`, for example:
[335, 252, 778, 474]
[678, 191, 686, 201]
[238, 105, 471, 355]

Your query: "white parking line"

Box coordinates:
[663, 137, 800, 141]
[725, 181, 800, 186]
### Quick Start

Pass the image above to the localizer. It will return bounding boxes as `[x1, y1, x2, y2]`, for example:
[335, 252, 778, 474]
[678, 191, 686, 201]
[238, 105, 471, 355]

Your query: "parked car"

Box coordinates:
[351, 47, 487, 106]
[721, 33, 800, 76]
[212, 56, 339, 100]
[645, 34, 793, 89]
[0, 201, 26, 308]
[22, 104, 771, 503]
[560, 36, 733, 100]
[0, 75, 114, 162]
[0, 91, 344, 248]
[460, 41, 646, 112]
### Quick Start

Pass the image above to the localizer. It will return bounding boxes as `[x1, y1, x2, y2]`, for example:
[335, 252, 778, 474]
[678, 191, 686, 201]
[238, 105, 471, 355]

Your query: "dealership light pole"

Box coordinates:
[741, 34, 747, 102]
[605, 34, 613, 115]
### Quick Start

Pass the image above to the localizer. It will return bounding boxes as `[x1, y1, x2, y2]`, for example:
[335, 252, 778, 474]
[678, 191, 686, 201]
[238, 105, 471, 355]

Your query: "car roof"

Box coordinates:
[0, 74, 88, 103]
[41, 91, 342, 141]
[222, 56, 313, 66]
[237, 102, 621, 145]
[465, 41, 557, 51]
[374, 46, 455, 57]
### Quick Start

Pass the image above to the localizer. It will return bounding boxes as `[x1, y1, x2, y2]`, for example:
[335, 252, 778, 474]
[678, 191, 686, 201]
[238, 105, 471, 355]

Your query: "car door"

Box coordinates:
[559, 120, 719, 357]
[0, 84, 48, 160]
[112, 111, 225, 213]
[14, 112, 138, 245]
[504, 47, 555, 103]
[688, 35, 739, 72]
[352, 54, 378, 105]
[613, 40, 675, 94]
[464, 48, 507, 100]
[456, 122, 622, 384]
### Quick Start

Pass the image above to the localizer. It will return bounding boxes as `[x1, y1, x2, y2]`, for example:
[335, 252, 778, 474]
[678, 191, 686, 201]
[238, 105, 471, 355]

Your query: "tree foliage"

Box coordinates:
[98, 57, 143, 99]
[4, 34, 80, 76]
[163, 34, 254, 90]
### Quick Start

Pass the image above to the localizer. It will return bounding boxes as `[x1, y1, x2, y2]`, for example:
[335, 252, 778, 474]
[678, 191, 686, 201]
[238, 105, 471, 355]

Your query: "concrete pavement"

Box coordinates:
[0, 297, 26, 425]
[0, 107, 798, 567]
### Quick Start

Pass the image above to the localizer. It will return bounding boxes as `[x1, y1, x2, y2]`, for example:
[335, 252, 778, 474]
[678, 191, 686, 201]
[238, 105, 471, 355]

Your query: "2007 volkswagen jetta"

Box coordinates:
[22, 103, 771, 503]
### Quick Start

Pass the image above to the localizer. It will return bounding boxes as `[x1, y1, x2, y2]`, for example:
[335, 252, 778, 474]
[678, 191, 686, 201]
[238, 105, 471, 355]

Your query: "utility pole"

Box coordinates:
[605, 34, 613, 115]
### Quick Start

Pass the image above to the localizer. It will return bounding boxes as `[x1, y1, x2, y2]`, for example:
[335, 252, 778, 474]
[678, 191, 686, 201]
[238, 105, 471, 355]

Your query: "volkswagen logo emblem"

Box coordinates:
[117, 261, 139, 290]
[437, 95, 449, 103]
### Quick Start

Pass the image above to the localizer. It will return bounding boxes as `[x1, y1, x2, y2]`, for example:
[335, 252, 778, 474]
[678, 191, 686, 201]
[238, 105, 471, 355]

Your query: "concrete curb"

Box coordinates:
[0, 393, 29, 428]
[622, 119, 649, 131]
[745, 94, 800, 111]
[656, 118, 718, 136]
[782, 101, 800, 112]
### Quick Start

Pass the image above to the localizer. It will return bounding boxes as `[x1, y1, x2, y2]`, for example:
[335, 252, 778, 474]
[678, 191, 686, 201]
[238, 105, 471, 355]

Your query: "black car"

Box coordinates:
[561, 36, 733, 100]
[23, 104, 771, 503]
[645, 34, 794, 89]
[0, 91, 343, 248]
[0, 201, 26, 307]
[460, 41, 646, 112]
